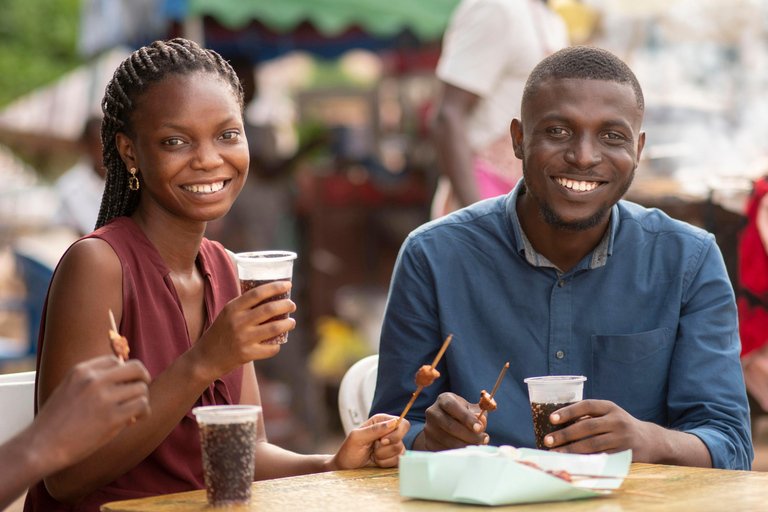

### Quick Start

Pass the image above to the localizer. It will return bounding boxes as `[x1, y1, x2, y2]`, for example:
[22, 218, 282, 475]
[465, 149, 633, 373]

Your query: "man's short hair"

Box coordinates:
[522, 46, 644, 111]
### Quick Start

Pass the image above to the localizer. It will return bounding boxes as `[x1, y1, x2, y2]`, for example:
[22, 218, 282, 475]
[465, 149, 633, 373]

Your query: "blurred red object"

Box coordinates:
[738, 176, 768, 357]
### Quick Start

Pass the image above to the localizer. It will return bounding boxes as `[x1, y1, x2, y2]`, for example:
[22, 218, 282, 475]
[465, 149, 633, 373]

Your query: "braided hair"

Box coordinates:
[95, 38, 244, 229]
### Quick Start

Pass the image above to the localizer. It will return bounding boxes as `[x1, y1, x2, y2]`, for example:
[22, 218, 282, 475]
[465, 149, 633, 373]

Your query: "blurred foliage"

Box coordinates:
[309, 59, 365, 89]
[0, 0, 82, 107]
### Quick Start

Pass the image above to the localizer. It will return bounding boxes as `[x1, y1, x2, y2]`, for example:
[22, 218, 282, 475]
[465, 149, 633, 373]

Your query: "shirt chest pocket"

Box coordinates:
[591, 328, 673, 424]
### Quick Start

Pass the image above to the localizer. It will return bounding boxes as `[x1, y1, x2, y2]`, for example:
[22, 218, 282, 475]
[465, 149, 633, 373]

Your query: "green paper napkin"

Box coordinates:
[400, 445, 632, 506]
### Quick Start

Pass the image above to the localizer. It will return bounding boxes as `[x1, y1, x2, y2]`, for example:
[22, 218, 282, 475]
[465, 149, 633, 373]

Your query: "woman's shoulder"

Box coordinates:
[56, 237, 122, 286]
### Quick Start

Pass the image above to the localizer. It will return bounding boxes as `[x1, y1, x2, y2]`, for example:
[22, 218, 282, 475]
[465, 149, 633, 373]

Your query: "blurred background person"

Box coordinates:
[430, 0, 569, 218]
[737, 176, 768, 433]
[54, 117, 105, 237]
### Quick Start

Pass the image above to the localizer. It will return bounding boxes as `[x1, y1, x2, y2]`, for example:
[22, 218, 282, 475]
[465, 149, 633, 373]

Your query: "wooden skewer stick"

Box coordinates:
[594, 488, 667, 499]
[571, 474, 668, 481]
[109, 309, 135, 422]
[108, 309, 118, 334]
[108, 309, 130, 364]
[395, 334, 453, 428]
[478, 362, 509, 419]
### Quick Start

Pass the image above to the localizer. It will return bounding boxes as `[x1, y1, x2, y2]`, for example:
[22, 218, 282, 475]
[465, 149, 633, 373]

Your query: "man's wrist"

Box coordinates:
[644, 423, 712, 467]
[411, 431, 427, 451]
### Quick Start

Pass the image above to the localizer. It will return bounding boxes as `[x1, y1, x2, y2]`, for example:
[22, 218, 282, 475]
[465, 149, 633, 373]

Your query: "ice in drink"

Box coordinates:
[530, 401, 579, 449]
[524, 376, 586, 450]
[193, 405, 261, 507]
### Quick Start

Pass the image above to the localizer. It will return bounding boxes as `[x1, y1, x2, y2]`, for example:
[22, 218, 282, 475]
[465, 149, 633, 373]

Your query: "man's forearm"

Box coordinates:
[0, 428, 52, 510]
[431, 83, 482, 209]
[646, 423, 712, 468]
[432, 109, 479, 208]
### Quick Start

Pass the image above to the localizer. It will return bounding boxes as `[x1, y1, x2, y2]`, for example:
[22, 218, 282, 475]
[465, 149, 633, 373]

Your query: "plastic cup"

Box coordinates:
[523, 375, 587, 449]
[193, 405, 261, 507]
[234, 251, 297, 345]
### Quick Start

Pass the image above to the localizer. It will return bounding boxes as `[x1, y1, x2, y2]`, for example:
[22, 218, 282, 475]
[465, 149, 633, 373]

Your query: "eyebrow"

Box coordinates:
[539, 114, 633, 131]
[159, 117, 241, 130]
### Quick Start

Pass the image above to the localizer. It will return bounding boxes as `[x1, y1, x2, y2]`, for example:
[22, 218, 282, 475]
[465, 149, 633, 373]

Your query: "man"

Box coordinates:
[431, 0, 568, 217]
[371, 46, 753, 470]
[55, 117, 106, 236]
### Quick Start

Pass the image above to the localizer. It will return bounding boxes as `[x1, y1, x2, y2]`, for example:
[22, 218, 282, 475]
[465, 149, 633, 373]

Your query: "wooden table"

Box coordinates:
[101, 463, 768, 512]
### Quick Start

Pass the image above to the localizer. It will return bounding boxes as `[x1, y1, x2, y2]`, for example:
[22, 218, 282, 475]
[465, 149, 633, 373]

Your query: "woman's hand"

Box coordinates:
[329, 414, 410, 470]
[194, 281, 296, 378]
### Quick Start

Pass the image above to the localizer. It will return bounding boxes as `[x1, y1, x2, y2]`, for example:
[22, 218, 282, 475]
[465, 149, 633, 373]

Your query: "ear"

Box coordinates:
[635, 131, 646, 167]
[115, 132, 138, 171]
[510, 118, 524, 160]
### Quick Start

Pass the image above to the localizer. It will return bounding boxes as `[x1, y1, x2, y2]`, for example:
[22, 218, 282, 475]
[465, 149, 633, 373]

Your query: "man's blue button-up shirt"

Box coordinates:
[370, 181, 753, 470]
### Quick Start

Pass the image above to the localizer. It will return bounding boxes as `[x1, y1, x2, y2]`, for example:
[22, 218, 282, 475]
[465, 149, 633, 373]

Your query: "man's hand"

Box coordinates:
[543, 400, 656, 459]
[31, 356, 151, 472]
[543, 399, 711, 467]
[414, 392, 489, 451]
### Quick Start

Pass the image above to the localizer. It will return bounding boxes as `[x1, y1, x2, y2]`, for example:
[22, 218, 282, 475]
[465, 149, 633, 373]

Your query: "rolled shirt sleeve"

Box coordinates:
[667, 237, 753, 469]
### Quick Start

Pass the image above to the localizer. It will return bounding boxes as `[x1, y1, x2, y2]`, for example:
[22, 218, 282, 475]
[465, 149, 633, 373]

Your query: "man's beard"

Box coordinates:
[521, 156, 634, 232]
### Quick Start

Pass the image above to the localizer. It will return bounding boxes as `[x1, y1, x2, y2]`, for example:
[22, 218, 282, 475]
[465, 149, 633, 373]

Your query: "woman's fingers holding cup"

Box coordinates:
[245, 298, 296, 325]
[240, 280, 292, 308]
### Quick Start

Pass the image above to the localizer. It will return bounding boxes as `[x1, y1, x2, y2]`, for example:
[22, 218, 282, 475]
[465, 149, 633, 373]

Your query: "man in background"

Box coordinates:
[55, 117, 105, 236]
[431, 0, 568, 217]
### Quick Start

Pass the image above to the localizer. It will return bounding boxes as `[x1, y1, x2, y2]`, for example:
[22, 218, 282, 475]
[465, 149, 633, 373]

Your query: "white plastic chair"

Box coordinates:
[0, 371, 36, 444]
[338, 355, 378, 435]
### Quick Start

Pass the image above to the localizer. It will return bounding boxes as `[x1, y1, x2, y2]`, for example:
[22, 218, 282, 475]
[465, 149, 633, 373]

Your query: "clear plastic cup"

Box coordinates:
[192, 405, 262, 507]
[234, 251, 297, 345]
[523, 375, 586, 449]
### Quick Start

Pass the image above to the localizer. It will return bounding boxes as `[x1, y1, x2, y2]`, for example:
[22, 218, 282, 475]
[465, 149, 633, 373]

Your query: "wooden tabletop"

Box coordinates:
[101, 463, 768, 512]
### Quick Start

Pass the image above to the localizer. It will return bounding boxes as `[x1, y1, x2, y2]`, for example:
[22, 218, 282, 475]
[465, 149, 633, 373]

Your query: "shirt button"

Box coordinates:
[558, 280, 565, 287]
[556, 350, 565, 359]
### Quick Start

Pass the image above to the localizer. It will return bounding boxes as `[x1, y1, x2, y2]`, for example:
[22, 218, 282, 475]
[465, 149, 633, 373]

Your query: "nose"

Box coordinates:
[563, 133, 602, 170]
[191, 140, 224, 171]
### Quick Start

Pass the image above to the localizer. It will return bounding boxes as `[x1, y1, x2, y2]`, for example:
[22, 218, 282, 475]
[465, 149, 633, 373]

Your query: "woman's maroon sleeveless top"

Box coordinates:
[25, 217, 243, 511]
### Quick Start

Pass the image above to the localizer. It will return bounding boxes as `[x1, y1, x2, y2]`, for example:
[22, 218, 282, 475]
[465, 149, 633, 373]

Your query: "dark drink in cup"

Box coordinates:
[199, 422, 257, 506]
[193, 405, 262, 508]
[235, 251, 297, 345]
[240, 278, 292, 345]
[524, 376, 586, 450]
[530, 401, 579, 449]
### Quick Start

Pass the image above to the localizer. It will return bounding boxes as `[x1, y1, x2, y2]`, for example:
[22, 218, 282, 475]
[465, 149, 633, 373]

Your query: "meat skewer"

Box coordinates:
[108, 309, 130, 363]
[477, 362, 509, 419]
[108, 309, 135, 423]
[395, 334, 453, 428]
[518, 460, 666, 497]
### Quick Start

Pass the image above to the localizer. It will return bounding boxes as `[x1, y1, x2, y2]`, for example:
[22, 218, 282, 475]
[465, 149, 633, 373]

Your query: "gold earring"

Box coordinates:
[128, 167, 140, 191]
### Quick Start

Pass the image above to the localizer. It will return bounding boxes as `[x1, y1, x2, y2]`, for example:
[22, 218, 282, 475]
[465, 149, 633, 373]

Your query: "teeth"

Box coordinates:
[182, 181, 224, 194]
[555, 177, 598, 192]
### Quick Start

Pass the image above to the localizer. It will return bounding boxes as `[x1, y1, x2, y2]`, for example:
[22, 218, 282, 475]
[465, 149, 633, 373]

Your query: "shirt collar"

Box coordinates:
[505, 180, 619, 273]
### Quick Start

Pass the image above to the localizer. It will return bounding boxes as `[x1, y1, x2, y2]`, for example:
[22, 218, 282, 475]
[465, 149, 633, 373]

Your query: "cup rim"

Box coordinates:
[523, 375, 587, 384]
[234, 251, 297, 264]
[192, 405, 263, 423]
